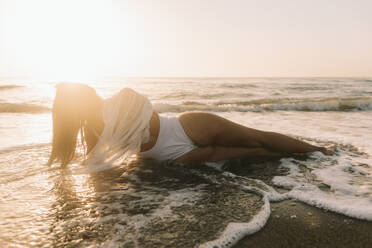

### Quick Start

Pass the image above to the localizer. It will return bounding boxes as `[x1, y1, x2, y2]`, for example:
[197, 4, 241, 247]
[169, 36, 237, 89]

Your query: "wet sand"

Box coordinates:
[2, 153, 370, 248]
[235, 200, 372, 248]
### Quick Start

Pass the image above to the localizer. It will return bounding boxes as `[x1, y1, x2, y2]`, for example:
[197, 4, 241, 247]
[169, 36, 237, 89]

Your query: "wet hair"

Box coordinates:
[48, 83, 104, 167]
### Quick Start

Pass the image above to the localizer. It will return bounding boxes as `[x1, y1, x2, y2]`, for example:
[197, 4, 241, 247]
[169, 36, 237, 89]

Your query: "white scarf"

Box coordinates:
[84, 88, 153, 171]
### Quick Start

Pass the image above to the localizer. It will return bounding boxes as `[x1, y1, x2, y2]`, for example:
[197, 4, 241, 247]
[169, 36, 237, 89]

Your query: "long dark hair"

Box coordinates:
[48, 83, 104, 167]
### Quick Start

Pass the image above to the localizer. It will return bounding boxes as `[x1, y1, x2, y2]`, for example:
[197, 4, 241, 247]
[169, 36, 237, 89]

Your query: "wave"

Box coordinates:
[0, 143, 50, 155]
[219, 83, 258, 89]
[0, 85, 23, 91]
[0, 102, 50, 113]
[154, 96, 372, 113]
[161, 92, 233, 100]
[2, 96, 371, 114]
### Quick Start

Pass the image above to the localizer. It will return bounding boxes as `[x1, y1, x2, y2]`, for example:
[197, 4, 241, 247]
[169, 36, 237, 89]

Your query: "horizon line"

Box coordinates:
[1, 75, 371, 80]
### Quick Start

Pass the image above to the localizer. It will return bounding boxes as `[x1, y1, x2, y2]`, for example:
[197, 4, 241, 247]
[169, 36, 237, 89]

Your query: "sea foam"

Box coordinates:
[199, 147, 371, 248]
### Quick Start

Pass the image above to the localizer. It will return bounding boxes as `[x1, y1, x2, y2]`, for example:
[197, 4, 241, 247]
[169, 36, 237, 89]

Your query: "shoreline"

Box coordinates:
[234, 200, 372, 248]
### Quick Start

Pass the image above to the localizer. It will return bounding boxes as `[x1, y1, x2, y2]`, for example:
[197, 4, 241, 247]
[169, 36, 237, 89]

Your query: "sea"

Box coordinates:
[0, 77, 371, 247]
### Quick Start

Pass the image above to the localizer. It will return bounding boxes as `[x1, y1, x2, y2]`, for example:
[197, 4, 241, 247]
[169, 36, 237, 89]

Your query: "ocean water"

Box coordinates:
[0, 77, 371, 247]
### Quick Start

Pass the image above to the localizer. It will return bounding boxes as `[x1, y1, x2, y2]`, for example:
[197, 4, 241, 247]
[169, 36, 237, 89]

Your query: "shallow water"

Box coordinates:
[0, 77, 371, 247]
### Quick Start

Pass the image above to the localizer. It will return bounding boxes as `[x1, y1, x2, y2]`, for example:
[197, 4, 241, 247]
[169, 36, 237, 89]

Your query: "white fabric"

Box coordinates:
[84, 88, 153, 170]
[140, 115, 198, 162]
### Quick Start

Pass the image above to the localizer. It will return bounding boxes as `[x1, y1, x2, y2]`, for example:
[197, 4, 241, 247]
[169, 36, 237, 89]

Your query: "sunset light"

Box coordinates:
[0, 1, 371, 247]
[1, 0, 371, 79]
[0, 0, 143, 81]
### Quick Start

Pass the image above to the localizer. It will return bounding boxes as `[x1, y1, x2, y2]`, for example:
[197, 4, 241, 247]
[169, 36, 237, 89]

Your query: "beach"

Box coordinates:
[236, 200, 372, 248]
[1, 0, 372, 246]
[0, 77, 371, 247]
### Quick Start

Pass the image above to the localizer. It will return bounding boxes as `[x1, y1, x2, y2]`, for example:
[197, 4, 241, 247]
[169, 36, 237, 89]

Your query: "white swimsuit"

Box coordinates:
[140, 115, 198, 162]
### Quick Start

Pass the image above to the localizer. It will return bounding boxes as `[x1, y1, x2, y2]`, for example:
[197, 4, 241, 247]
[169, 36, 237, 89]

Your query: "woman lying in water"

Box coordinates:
[48, 83, 333, 167]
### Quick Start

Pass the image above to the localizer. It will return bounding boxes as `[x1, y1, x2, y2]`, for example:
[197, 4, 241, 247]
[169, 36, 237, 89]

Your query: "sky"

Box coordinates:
[0, 0, 371, 79]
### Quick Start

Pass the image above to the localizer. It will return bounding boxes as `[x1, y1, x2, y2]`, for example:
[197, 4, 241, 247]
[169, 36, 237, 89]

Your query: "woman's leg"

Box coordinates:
[249, 131, 323, 153]
[174, 146, 283, 164]
[179, 112, 325, 154]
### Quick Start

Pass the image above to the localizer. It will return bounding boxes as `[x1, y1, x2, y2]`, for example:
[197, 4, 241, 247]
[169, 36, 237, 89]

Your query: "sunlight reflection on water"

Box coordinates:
[0, 78, 371, 247]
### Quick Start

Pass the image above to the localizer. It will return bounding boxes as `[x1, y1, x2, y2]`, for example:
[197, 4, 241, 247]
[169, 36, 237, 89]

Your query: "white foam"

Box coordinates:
[200, 146, 371, 248]
[151, 187, 203, 219]
[273, 152, 372, 220]
[200, 195, 271, 248]
[287, 186, 372, 220]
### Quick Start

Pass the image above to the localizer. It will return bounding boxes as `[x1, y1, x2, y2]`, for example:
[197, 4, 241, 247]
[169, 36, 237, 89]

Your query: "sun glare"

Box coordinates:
[1, 0, 371, 78]
[1, 0, 142, 81]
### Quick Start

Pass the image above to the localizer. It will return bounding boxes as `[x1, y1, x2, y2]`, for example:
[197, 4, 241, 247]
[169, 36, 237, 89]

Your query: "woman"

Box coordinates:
[48, 83, 332, 167]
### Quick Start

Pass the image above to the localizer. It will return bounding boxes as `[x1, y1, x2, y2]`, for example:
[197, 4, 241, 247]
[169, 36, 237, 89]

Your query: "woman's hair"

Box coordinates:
[48, 83, 104, 167]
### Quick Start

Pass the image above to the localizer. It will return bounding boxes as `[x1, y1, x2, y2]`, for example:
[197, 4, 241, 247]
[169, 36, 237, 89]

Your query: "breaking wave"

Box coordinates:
[2, 96, 371, 115]
[154, 96, 372, 113]
[0, 85, 23, 91]
[0, 102, 50, 113]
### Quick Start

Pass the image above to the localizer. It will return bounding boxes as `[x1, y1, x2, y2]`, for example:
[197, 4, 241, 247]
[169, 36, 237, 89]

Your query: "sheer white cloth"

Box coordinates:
[83, 88, 153, 171]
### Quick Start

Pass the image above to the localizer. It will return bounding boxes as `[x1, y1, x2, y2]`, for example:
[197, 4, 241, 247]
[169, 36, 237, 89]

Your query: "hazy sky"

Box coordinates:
[0, 0, 371, 79]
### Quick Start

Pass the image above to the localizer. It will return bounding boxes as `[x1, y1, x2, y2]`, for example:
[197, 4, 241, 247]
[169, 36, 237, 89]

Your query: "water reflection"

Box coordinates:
[44, 159, 266, 248]
[49, 169, 87, 247]
[47, 165, 130, 247]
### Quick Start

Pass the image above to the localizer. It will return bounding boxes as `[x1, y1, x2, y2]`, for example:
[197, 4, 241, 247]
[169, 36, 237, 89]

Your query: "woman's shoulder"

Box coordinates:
[104, 88, 135, 104]
[119, 87, 145, 96]
[106, 88, 150, 108]
[119, 87, 135, 94]
[110, 88, 138, 100]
